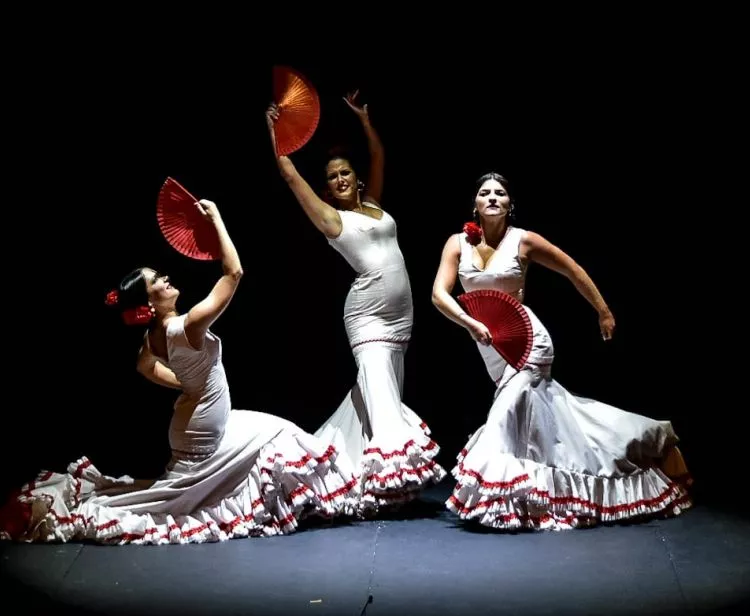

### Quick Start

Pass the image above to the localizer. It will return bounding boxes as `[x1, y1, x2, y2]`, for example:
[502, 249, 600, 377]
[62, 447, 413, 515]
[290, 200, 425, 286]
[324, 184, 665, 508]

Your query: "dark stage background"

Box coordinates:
[3, 38, 739, 512]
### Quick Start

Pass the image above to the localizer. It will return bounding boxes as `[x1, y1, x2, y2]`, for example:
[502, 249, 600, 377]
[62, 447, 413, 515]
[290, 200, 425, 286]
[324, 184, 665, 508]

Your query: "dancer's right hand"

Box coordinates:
[463, 317, 493, 346]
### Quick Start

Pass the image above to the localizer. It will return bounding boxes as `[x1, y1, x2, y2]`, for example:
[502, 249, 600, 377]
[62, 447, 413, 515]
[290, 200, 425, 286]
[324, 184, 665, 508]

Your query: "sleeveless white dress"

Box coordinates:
[447, 227, 692, 530]
[0, 315, 359, 545]
[314, 205, 446, 511]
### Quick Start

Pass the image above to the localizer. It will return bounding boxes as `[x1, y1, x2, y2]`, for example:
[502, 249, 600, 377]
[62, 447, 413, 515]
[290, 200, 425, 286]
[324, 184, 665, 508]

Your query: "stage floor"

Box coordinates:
[1, 483, 748, 616]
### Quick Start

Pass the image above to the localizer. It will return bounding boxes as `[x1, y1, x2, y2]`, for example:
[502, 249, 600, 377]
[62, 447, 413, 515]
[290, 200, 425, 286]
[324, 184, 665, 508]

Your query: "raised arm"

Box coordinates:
[431, 234, 492, 345]
[344, 90, 384, 204]
[183, 200, 244, 350]
[265, 104, 342, 239]
[136, 340, 182, 390]
[520, 231, 615, 340]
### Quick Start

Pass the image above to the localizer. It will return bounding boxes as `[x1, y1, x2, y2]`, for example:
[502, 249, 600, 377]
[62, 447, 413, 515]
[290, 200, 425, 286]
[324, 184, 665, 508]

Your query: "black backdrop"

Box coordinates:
[2, 34, 739, 511]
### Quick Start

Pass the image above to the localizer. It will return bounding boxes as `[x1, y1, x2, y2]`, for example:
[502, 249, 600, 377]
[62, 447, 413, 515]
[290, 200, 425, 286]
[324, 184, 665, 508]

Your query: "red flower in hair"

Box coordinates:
[105, 290, 119, 306]
[122, 305, 154, 326]
[463, 222, 483, 246]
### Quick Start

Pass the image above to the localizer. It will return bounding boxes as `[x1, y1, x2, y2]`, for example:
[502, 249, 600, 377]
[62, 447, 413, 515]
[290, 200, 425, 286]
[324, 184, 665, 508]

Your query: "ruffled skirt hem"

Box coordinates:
[0, 432, 360, 545]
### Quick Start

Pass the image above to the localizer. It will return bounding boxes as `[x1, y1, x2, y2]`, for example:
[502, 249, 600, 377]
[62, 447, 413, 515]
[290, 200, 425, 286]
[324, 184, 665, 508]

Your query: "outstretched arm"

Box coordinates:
[137, 343, 182, 389]
[431, 234, 492, 345]
[521, 231, 615, 340]
[344, 90, 384, 204]
[265, 104, 342, 238]
[183, 200, 244, 350]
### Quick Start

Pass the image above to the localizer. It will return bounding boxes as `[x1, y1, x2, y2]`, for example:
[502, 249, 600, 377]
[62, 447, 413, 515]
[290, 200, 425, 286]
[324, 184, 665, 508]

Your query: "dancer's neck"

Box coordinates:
[155, 309, 179, 326]
[481, 219, 509, 247]
[340, 199, 363, 212]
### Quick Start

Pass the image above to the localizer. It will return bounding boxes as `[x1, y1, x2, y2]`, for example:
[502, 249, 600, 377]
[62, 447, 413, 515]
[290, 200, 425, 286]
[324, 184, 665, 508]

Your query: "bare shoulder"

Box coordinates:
[519, 229, 549, 250]
[145, 322, 170, 360]
[363, 196, 382, 209]
[519, 228, 541, 244]
[443, 233, 463, 255]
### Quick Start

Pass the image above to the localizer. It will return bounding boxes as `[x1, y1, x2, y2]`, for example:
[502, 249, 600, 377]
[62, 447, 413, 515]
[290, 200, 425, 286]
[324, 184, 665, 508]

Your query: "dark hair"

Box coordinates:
[118, 268, 149, 310]
[323, 147, 361, 176]
[325, 145, 354, 165]
[104, 268, 153, 327]
[473, 172, 515, 221]
[474, 172, 512, 198]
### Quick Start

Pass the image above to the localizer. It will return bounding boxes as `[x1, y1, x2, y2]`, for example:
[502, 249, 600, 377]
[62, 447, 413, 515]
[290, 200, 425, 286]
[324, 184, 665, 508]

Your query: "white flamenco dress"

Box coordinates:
[314, 205, 446, 511]
[0, 315, 360, 545]
[447, 227, 692, 530]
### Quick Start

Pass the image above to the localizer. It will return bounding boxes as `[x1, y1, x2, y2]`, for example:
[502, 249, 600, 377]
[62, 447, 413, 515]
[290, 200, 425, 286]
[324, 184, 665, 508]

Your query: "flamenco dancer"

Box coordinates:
[431, 172, 691, 530]
[266, 91, 446, 513]
[0, 198, 359, 545]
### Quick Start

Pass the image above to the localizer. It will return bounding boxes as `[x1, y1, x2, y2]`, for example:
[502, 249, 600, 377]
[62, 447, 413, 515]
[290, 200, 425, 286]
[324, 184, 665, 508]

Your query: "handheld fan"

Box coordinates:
[272, 65, 320, 156]
[457, 289, 534, 370]
[156, 177, 221, 261]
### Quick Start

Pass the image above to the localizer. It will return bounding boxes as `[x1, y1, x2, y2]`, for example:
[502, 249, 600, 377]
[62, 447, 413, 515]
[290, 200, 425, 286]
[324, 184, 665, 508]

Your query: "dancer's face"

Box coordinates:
[325, 158, 358, 204]
[143, 268, 179, 307]
[475, 179, 511, 219]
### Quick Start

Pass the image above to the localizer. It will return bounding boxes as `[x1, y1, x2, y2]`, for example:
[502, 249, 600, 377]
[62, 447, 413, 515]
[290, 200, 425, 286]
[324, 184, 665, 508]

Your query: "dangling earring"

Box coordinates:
[472, 208, 479, 223]
[508, 202, 516, 219]
[357, 179, 365, 192]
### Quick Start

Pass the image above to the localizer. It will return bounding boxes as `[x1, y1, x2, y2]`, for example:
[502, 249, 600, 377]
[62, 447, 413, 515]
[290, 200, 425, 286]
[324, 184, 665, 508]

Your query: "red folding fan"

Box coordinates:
[156, 177, 221, 261]
[457, 289, 534, 370]
[272, 65, 320, 156]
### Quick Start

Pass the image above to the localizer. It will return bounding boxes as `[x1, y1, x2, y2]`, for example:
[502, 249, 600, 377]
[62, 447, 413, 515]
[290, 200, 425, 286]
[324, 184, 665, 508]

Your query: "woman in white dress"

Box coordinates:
[265, 92, 445, 513]
[431, 172, 692, 530]
[0, 199, 359, 545]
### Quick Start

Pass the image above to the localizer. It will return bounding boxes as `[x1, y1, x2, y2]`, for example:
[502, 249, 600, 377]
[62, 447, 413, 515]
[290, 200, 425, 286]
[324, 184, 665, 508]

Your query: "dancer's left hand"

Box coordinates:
[599, 311, 615, 341]
[343, 90, 368, 119]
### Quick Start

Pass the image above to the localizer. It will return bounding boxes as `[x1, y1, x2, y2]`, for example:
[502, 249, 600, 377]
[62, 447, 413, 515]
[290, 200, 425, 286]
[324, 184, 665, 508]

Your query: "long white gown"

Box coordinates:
[0, 315, 360, 545]
[314, 205, 446, 511]
[447, 227, 692, 530]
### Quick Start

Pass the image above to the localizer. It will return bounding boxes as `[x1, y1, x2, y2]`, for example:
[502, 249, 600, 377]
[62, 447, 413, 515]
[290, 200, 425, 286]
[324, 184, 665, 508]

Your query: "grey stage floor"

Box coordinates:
[1, 483, 748, 616]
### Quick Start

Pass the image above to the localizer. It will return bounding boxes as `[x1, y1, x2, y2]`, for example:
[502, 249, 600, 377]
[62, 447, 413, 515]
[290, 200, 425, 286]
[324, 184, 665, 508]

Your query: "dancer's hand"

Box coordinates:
[265, 103, 280, 130]
[343, 90, 369, 120]
[599, 310, 615, 341]
[196, 199, 221, 223]
[462, 316, 493, 346]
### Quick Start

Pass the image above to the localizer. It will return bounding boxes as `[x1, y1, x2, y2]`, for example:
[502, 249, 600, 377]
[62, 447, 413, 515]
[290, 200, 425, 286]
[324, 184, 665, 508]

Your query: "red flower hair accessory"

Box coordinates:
[105, 290, 119, 306]
[122, 306, 154, 326]
[105, 288, 153, 326]
[463, 222, 483, 246]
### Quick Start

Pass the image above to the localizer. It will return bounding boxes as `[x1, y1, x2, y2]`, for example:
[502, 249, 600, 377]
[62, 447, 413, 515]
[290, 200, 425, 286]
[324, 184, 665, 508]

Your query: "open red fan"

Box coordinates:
[156, 177, 221, 261]
[457, 289, 534, 370]
[272, 65, 320, 156]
